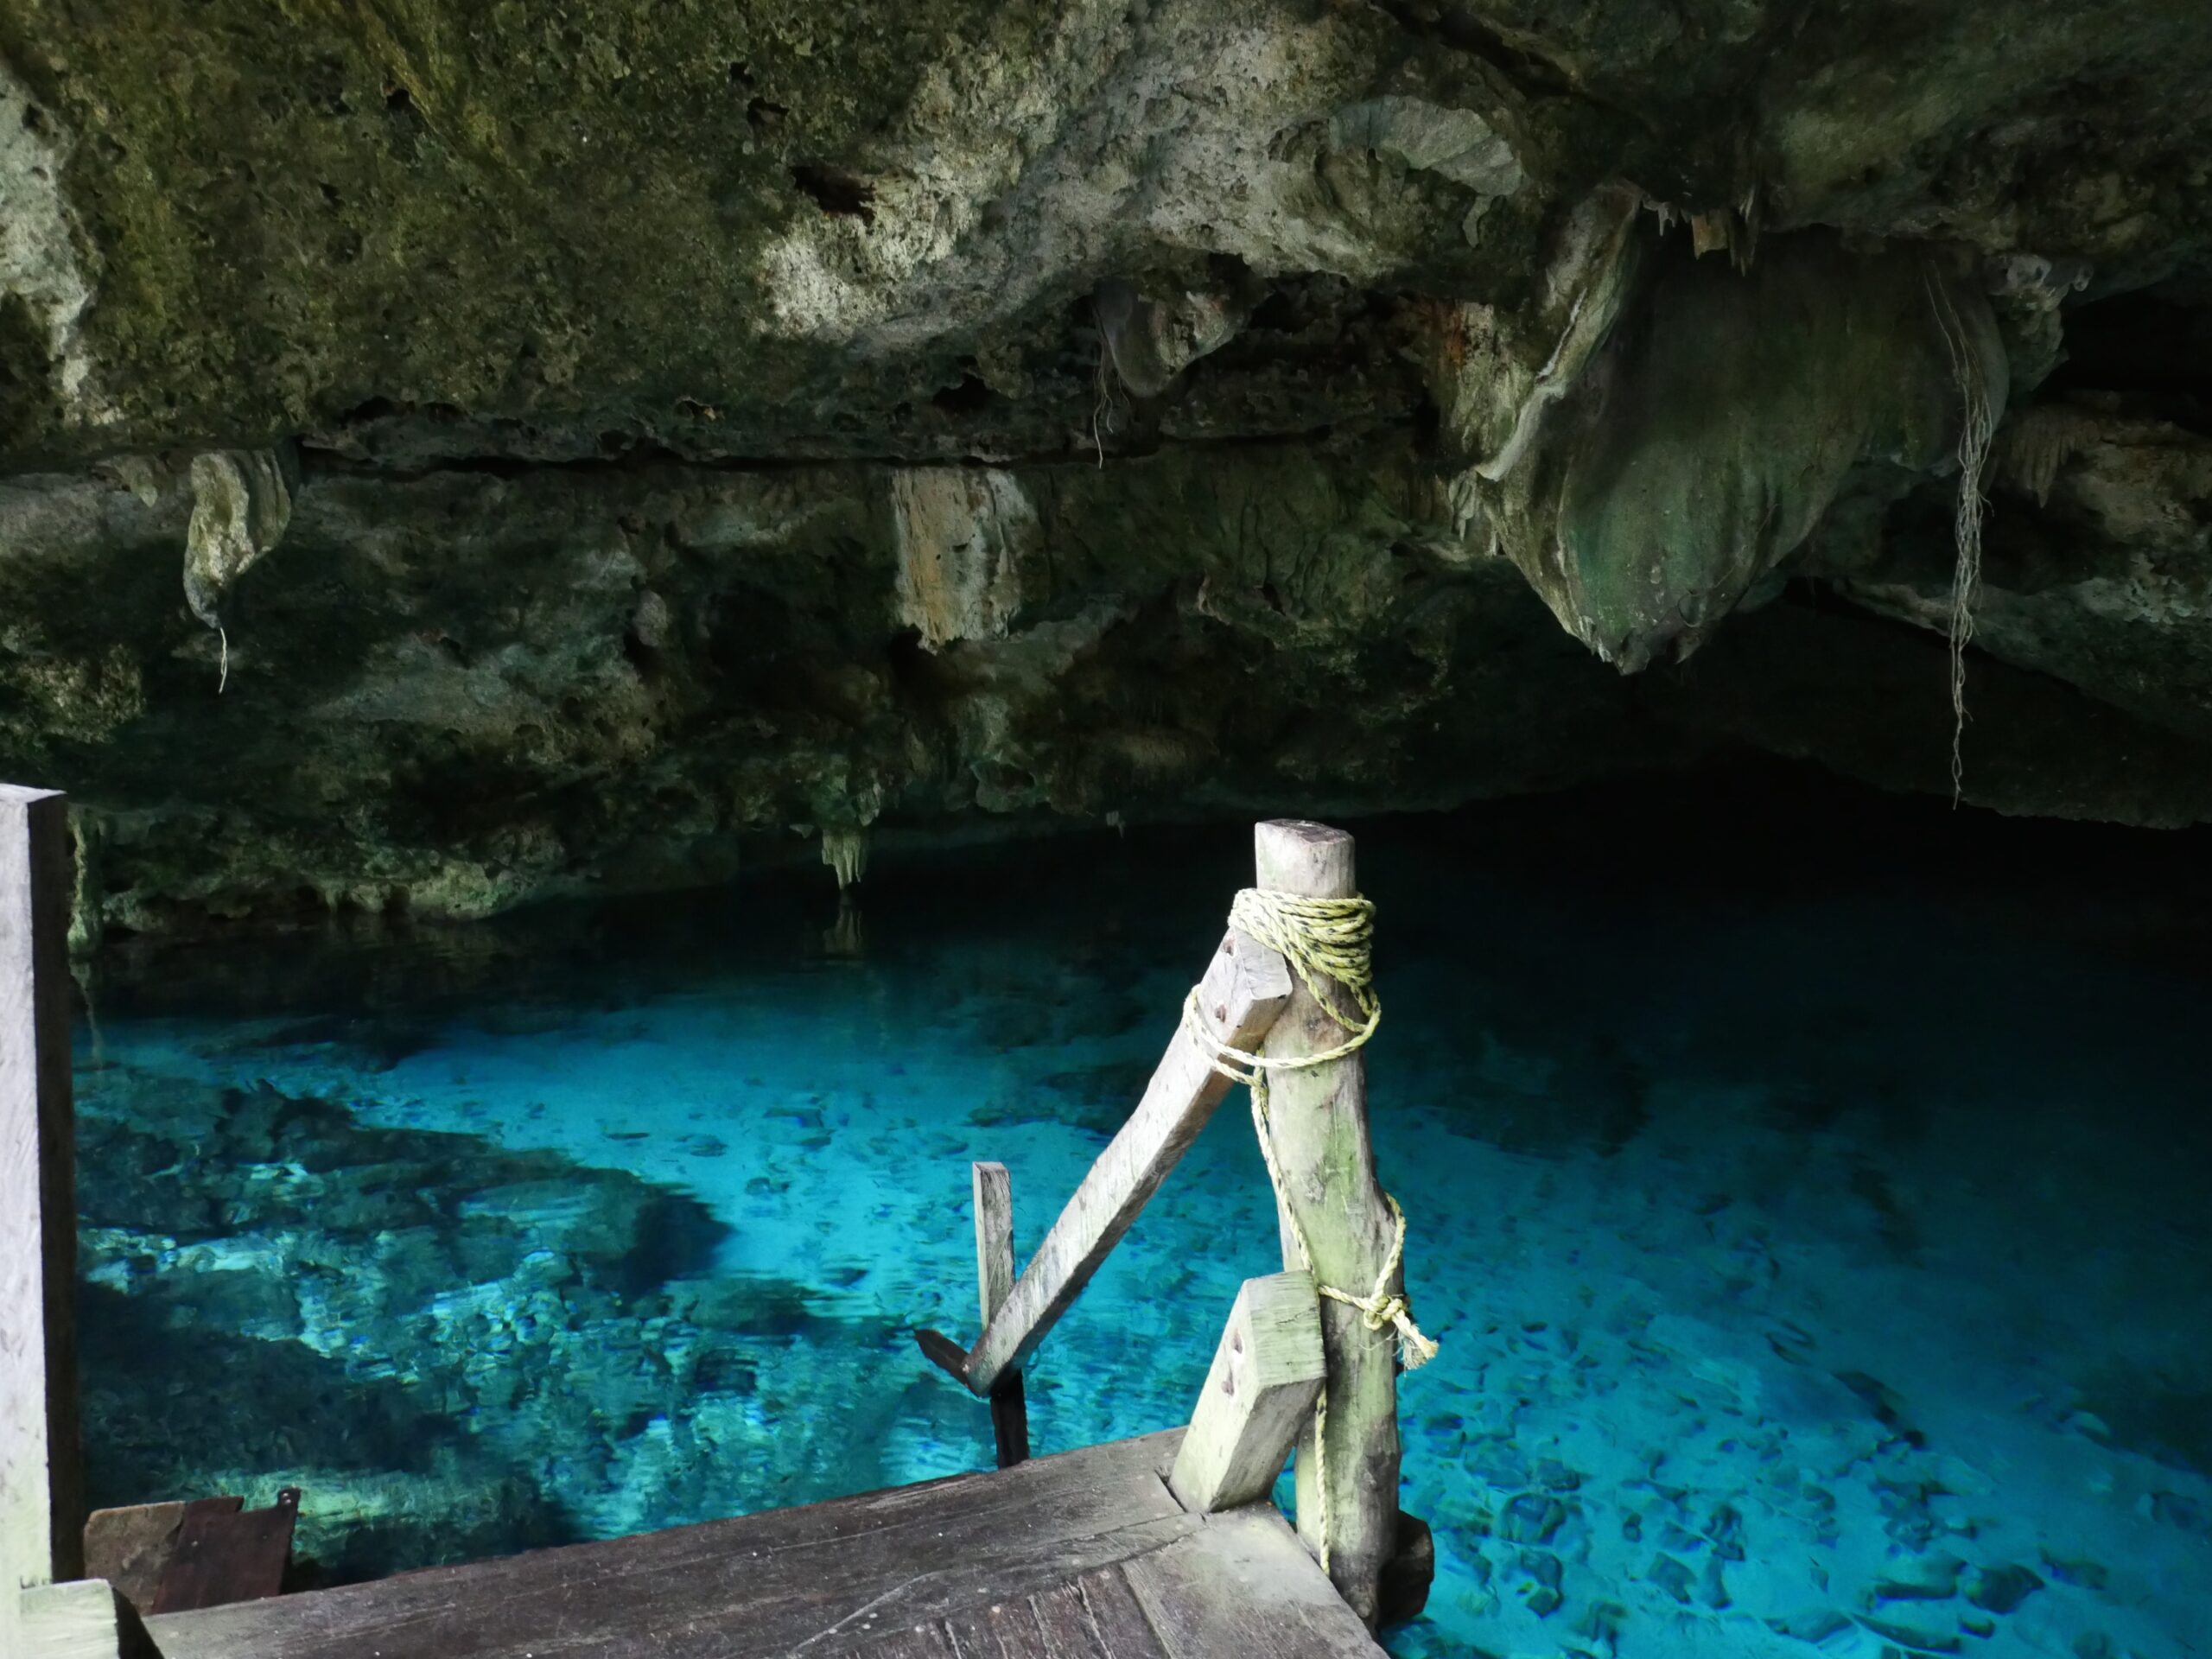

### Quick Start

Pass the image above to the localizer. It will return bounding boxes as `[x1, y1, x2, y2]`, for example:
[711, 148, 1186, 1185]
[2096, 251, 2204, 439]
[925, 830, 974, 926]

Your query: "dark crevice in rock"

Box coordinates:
[2042, 295, 2212, 435]
[296, 416, 1416, 484]
[1365, 0, 1578, 99]
[789, 162, 875, 225]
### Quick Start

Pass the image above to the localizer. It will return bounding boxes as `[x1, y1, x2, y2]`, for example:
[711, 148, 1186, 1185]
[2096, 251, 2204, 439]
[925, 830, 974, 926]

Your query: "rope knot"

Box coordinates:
[1179, 887, 1439, 1375]
[1315, 1215, 1439, 1371]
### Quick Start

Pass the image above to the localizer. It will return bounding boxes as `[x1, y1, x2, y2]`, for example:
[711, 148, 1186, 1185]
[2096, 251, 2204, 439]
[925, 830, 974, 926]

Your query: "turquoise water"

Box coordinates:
[73, 778, 2212, 1656]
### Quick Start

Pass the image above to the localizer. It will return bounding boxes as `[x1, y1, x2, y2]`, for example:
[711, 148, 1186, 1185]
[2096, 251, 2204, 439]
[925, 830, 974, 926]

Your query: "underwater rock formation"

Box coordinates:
[74, 1073, 931, 1580]
[3, 1, 2211, 924]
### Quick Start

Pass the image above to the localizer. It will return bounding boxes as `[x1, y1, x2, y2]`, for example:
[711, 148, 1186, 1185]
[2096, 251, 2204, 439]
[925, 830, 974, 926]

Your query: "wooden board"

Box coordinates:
[1, 782, 82, 1589]
[1123, 1506, 1384, 1658]
[147, 1434, 1190, 1659]
[841, 1510, 1381, 1659]
[964, 930, 1292, 1392]
[144, 1433, 1383, 1659]
[152, 1490, 296, 1614]
[1168, 1273, 1324, 1514]
[84, 1498, 200, 1615]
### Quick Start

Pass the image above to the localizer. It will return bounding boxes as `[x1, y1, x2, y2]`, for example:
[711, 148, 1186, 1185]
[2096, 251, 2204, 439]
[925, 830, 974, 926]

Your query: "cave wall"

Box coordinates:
[4, 1, 2212, 930]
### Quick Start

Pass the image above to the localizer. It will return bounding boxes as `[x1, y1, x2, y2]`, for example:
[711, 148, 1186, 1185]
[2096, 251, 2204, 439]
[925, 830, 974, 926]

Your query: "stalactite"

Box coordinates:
[821, 826, 869, 891]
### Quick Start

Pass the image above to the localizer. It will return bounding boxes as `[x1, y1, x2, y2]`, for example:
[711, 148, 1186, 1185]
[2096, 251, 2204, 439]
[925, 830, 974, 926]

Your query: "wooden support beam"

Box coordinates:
[1252, 819, 1402, 1628]
[963, 930, 1292, 1393]
[1168, 1272, 1324, 1515]
[971, 1163, 1029, 1468]
[16, 1579, 160, 1659]
[2, 784, 83, 1597]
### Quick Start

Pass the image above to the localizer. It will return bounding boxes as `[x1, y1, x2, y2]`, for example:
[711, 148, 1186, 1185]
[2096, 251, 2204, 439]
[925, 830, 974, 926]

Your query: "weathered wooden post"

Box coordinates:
[3, 784, 84, 1597]
[1252, 820, 1405, 1626]
[0, 787, 147, 1656]
[970, 1162, 1029, 1467]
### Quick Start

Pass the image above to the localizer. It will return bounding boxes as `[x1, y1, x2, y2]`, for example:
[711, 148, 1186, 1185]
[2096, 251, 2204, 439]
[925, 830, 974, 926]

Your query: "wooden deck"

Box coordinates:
[9, 806, 1421, 1658]
[141, 1432, 1384, 1659]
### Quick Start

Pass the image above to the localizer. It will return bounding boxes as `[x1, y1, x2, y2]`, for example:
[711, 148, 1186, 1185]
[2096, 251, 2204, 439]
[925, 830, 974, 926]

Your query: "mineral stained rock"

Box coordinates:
[3, 1, 2211, 928]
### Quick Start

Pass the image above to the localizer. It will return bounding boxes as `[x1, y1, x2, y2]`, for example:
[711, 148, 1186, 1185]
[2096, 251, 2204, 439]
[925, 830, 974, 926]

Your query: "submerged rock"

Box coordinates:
[73, 1075, 921, 1579]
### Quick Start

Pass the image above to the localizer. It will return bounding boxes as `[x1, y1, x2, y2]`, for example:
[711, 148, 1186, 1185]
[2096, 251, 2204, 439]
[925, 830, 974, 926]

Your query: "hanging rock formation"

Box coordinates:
[3, 1, 2211, 928]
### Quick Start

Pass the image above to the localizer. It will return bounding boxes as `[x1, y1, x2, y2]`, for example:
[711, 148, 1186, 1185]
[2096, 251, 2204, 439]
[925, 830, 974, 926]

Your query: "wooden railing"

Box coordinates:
[917, 820, 1425, 1629]
[3, 785, 158, 1657]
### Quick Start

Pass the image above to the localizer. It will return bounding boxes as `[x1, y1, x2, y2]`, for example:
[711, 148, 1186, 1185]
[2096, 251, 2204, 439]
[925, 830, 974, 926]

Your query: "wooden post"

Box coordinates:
[3, 785, 83, 1598]
[1252, 819, 1400, 1627]
[1168, 1272, 1324, 1515]
[971, 1163, 1029, 1467]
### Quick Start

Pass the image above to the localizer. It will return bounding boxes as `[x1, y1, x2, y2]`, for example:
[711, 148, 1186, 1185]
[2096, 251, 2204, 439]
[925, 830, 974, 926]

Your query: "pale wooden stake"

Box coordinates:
[2, 785, 83, 1599]
[971, 1162, 1029, 1466]
[1168, 1272, 1325, 1514]
[1253, 818, 1402, 1627]
[963, 930, 1292, 1393]
[972, 1161, 1016, 1332]
[17, 1579, 156, 1659]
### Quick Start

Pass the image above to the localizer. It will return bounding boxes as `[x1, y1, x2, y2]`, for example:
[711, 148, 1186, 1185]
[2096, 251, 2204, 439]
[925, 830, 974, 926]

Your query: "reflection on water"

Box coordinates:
[74, 771, 2212, 1655]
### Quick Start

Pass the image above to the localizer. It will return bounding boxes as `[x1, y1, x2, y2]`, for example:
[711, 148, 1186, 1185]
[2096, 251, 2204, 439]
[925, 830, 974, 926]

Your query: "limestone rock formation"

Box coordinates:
[3, 1, 2210, 926]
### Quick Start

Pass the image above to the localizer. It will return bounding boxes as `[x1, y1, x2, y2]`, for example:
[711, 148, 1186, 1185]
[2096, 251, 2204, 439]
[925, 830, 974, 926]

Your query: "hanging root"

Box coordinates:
[1090, 319, 1128, 468]
[1926, 270, 1996, 806]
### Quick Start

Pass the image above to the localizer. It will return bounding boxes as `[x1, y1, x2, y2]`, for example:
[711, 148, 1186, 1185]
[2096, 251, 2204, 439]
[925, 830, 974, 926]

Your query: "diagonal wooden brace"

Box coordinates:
[960, 927, 1290, 1395]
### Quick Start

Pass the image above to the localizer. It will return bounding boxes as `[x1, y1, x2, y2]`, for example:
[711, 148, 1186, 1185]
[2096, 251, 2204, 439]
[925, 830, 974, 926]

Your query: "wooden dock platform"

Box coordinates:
[9, 802, 1431, 1658]
[142, 1432, 1382, 1659]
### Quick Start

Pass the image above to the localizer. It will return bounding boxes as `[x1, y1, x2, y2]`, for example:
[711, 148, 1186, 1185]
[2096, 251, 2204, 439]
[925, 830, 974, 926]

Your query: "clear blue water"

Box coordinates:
[73, 778, 2212, 1656]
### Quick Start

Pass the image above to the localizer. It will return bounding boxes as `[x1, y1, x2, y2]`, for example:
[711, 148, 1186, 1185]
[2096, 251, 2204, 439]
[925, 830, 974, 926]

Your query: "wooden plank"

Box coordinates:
[942, 1595, 1050, 1655]
[846, 1619, 959, 1657]
[1026, 1575, 1149, 1658]
[1167, 1273, 1324, 1515]
[915, 1326, 969, 1379]
[16, 1578, 162, 1659]
[1058, 1560, 1169, 1657]
[84, 1499, 192, 1616]
[964, 931, 1292, 1393]
[846, 1580, 1166, 1659]
[152, 1488, 297, 1613]
[1120, 1505, 1385, 1659]
[1, 783, 82, 1591]
[973, 1162, 1032, 1468]
[147, 1432, 1198, 1659]
[1252, 820, 1402, 1628]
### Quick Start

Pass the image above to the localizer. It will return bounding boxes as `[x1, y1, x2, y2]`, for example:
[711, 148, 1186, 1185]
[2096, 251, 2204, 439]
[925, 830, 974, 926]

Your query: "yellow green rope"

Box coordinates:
[1181, 885, 1437, 1572]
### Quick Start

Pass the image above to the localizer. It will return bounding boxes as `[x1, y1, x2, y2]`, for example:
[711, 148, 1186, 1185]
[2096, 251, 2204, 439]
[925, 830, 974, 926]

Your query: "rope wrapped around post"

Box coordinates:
[1182, 882, 1436, 1578]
